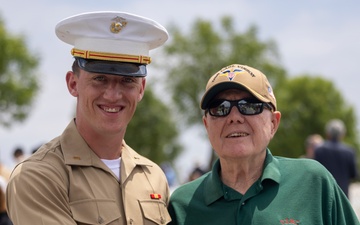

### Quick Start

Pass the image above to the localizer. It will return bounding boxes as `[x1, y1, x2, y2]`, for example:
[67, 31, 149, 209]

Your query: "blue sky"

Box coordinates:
[1, 0, 360, 182]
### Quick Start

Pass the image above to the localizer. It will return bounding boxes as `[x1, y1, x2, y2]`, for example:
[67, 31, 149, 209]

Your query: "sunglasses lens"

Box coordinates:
[208, 99, 267, 117]
[238, 103, 263, 115]
[209, 100, 231, 117]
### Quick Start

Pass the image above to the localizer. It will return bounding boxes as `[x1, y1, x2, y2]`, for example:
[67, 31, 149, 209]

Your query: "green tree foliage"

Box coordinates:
[271, 75, 359, 157]
[163, 16, 286, 126]
[125, 87, 182, 164]
[0, 18, 40, 127]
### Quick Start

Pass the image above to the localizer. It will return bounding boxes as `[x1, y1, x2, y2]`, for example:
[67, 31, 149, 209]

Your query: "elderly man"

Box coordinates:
[168, 64, 359, 224]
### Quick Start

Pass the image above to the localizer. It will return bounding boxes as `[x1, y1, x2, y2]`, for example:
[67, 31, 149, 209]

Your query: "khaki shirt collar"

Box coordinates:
[61, 120, 153, 180]
[61, 120, 98, 167]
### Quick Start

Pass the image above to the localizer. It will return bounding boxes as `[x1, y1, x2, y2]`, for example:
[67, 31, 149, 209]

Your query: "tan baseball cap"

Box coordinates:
[200, 64, 277, 110]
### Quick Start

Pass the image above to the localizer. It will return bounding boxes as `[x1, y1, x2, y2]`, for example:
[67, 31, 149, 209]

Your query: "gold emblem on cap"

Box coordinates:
[110, 16, 127, 33]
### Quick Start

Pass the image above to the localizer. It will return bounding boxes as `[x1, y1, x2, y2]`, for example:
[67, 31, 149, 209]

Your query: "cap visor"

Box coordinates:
[201, 82, 268, 109]
[77, 58, 147, 77]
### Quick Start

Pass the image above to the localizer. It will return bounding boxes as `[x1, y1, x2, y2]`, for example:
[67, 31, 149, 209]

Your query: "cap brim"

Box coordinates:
[76, 58, 147, 77]
[200, 82, 269, 109]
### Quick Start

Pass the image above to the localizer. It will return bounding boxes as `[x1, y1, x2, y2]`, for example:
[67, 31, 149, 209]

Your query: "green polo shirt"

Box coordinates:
[168, 149, 359, 225]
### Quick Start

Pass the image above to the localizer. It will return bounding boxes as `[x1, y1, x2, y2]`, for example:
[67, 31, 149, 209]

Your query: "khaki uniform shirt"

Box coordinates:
[6, 120, 171, 225]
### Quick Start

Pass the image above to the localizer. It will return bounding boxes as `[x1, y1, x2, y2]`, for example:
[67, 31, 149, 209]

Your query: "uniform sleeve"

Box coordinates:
[6, 161, 76, 225]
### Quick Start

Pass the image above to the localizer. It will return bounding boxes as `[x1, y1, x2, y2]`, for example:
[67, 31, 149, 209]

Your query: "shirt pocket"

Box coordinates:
[70, 199, 121, 224]
[139, 199, 171, 225]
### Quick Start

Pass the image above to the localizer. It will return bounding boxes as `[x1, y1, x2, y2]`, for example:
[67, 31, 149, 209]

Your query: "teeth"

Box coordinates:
[228, 133, 247, 138]
[103, 107, 120, 112]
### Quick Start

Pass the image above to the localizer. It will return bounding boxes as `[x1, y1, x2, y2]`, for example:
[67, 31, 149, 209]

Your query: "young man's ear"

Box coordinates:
[66, 71, 79, 97]
[137, 78, 146, 102]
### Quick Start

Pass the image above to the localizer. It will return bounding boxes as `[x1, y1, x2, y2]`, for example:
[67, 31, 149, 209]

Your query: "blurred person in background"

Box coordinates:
[300, 134, 324, 159]
[0, 163, 11, 182]
[188, 167, 206, 182]
[314, 119, 358, 198]
[11, 147, 26, 168]
[0, 176, 12, 225]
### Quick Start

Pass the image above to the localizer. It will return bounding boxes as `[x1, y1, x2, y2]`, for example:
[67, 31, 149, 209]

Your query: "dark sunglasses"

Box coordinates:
[207, 98, 274, 117]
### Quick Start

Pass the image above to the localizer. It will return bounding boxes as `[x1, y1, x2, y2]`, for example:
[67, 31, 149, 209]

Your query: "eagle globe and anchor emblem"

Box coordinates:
[110, 16, 127, 33]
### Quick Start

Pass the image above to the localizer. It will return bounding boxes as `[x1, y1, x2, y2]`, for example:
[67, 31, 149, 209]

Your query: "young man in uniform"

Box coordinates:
[6, 11, 171, 225]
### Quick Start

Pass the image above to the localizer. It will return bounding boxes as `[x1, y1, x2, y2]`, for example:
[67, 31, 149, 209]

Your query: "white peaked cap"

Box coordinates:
[55, 11, 169, 64]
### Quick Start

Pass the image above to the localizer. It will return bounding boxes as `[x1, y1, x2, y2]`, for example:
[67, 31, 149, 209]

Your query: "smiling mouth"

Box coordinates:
[226, 132, 248, 138]
[101, 106, 121, 113]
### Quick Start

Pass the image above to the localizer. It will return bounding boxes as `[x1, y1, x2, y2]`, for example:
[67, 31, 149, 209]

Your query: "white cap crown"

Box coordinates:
[55, 11, 168, 64]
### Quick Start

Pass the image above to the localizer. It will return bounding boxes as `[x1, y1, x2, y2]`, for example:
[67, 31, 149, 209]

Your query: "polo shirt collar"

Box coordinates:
[261, 149, 281, 183]
[204, 149, 281, 205]
[204, 160, 224, 205]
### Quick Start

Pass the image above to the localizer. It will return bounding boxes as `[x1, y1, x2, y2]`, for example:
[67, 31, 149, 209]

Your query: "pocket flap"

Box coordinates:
[70, 199, 121, 224]
[139, 200, 171, 224]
